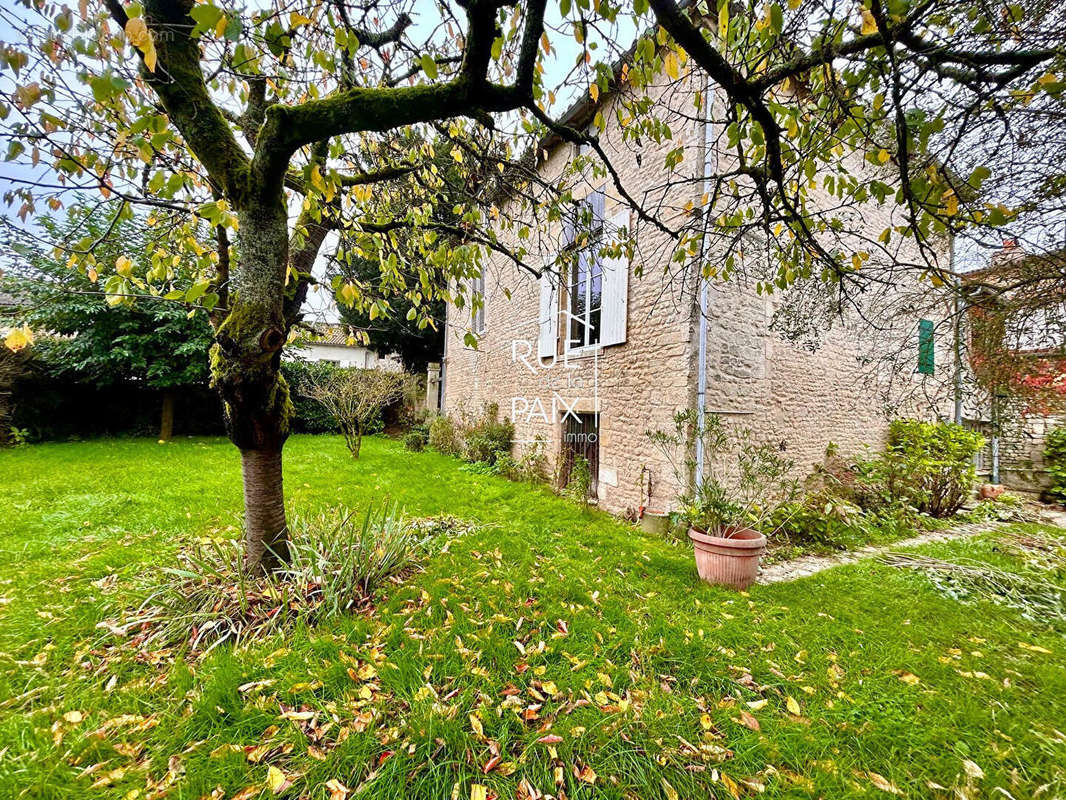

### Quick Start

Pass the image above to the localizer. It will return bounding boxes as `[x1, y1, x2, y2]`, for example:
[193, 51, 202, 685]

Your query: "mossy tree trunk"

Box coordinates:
[211, 194, 294, 573]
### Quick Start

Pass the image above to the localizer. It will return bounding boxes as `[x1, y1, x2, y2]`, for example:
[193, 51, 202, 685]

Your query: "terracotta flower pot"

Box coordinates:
[978, 483, 1005, 500]
[688, 525, 766, 590]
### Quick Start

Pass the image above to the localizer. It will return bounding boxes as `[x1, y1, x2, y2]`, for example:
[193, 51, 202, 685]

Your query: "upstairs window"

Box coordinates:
[917, 318, 934, 375]
[565, 187, 605, 351]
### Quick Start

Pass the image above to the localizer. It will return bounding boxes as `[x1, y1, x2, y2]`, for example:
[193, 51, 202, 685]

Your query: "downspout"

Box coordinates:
[695, 74, 715, 489]
[951, 235, 964, 425]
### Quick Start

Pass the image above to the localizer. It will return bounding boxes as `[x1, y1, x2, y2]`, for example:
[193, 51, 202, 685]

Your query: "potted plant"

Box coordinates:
[649, 411, 796, 589]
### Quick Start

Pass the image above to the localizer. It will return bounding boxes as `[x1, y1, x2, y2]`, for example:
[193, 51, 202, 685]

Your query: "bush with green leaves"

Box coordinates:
[403, 429, 427, 452]
[870, 419, 984, 518]
[428, 414, 462, 456]
[1044, 426, 1066, 503]
[461, 403, 514, 465]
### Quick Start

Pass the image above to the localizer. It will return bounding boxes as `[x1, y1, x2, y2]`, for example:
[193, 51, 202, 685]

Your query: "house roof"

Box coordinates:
[295, 324, 366, 348]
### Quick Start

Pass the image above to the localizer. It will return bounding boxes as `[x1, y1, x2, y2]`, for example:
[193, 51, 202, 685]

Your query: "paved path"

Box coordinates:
[756, 511, 1066, 585]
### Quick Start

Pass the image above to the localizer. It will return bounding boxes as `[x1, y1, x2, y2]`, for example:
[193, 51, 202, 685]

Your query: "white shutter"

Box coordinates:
[599, 207, 630, 347]
[538, 265, 559, 359]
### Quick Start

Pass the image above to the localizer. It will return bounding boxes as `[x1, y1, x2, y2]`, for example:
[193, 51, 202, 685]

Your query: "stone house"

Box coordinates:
[442, 65, 954, 517]
[963, 243, 1066, 491]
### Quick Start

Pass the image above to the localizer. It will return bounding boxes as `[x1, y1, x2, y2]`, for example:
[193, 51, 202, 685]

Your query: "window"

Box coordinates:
[471, 270, 486, 334]
[565, 187, 605, 351]
[917, 318, 934, 375]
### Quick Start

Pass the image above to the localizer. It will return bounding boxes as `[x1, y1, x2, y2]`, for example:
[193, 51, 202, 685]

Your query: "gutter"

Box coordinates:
[695, 74, 715, 488]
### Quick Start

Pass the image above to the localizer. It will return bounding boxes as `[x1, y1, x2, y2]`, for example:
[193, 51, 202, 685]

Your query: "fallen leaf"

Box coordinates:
[576, 765, 597, 784]
[324, 778, 349, 800]
[661, 777, 679, 800]
[867, 771, 902, 795]
[786, 696, 801, 715]
[962, 759, 984, 779]
[734, 711, 760, 731]
[62, 711, 84, 724]
[266, 765, 291, 795]
[470, 784, 487, 800]
[536, 734, 563, 744]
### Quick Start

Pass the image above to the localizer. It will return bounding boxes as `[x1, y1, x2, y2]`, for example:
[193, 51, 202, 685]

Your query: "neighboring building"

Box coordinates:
[287, 324, 403, 371]
[963, 243, 1066, 491]
[442, 64, 954, 516]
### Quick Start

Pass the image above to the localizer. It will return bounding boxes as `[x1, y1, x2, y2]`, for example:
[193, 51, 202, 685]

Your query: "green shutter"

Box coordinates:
[917, 318, 934, 375]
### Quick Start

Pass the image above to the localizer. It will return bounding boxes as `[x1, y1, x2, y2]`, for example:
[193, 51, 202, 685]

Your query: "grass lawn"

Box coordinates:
[1, 435, 1064, 800]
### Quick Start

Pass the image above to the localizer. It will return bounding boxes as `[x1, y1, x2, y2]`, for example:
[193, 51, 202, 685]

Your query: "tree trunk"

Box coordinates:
[240, 448, 289, 571]
[159, 389, 175, 442]
[210, 196, 294, 574]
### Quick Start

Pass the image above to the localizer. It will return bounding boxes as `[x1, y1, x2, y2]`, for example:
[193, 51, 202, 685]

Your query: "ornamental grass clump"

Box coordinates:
[103, 505, 462, 653]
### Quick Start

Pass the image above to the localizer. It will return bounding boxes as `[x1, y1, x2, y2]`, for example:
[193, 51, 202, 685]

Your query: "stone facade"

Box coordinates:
[443, 70, 954, 516]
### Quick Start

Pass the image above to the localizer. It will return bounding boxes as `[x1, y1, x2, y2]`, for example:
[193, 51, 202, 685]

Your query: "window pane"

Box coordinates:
[570, 256, 588, 347]
[589, 257, 602, 345]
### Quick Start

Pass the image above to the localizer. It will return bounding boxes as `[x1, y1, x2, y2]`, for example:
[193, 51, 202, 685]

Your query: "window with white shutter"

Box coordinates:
[538, 265, 558, 359]
[598, 207, 630, 347]
[564, 186, 605, 351]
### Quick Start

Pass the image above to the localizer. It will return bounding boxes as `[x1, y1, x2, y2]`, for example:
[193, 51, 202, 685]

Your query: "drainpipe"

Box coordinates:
[694, 74, 715, 489]
[951, 235, 964, 425]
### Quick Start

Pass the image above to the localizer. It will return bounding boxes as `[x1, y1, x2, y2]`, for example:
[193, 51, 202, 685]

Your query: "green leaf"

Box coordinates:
[420, 54, 438, 80]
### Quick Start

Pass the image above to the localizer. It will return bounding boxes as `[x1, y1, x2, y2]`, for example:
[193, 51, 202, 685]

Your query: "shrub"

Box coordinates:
[564, 454, 593, 508]
[1044, 426, 1066, 503]
[403, 429, 427, 452]
[299, 367, 408, 457]
[462, 403, 514, 465]
[281, 360, 342, 433]
[428, 414, 461, 455]
[874, 419, 983, 517]
[107, 504, 445, 652]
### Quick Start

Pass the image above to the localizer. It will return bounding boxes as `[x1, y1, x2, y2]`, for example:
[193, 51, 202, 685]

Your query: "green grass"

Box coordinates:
[1, 435, 1064, 799]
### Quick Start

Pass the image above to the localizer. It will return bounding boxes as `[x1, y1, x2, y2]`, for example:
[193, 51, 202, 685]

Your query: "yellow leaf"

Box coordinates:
[469, 713, 484, 738]
[589, 83, 599, 102]
[664, 51, 680, 80]
[746, 699, 768, 710]
[897, 671, 920, 686]
[470, 785, 487, 800]
[661, 778, 679, 800]
[4, 325, 34, 352]
[289, 12, 312, 26]
[943, 190, 959, 216]
[62, 710, 84, 724]
[786, 696, 801, 715]
[878, 148, 891, 164]
[124, 17, 149, 47]
[266, 765, 290, 794]
[718, 2, 730, 39]
[115, 255, 133, 276]
[143, 39, 157, 73]
[860, 8, 878, 35]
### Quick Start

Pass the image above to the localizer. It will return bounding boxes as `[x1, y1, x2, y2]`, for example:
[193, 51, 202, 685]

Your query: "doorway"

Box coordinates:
[561, 412, 600, 497]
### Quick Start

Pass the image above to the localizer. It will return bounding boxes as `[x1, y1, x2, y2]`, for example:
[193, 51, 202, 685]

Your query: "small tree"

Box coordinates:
[300, 369, 407, 458]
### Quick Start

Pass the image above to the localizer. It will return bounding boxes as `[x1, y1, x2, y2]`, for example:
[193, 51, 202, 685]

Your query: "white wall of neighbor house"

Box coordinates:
[288, 343, 403, 371]
[443, 64, 956, 517]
